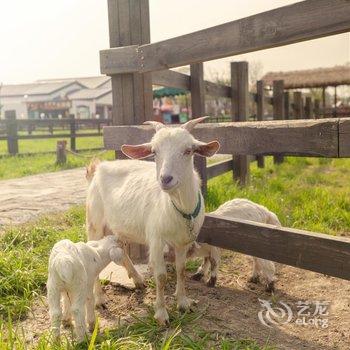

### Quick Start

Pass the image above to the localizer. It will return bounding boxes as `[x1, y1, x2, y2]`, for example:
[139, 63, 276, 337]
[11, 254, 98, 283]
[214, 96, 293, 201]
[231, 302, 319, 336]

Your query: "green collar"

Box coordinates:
[171, 192, 202, 221]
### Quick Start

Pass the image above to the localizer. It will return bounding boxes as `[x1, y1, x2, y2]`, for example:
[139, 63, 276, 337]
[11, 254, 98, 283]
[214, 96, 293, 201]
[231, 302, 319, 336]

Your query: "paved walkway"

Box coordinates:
[0, 168, 86, 230]
[0, 167, 146, 286]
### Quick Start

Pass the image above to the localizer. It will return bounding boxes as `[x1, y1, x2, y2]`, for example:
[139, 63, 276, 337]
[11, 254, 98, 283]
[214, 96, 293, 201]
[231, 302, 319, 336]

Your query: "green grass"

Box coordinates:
[0, 207, 86, 320]
[0, 129, 105, 155]
[0, 150, 115, 180]
[0, 132, 115, 180]
[207, 157, 350, 235]
[0, 202, 274, 350]
[0, 156, 349, 348]
[0, 310, 275, 349]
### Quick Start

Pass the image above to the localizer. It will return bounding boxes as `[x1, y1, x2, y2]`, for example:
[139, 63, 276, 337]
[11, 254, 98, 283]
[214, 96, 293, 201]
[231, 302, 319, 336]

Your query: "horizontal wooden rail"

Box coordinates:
[207, 159, 233, 179]
[14, 132, 102, 140]
[100, 0, 350, 74]
[198, 214, 350, 281]
[153, 69, 235, 98]
[153, 70, 190, 90]
[0, 147, 105, 159]
[1, 118, 112, 126]
[103, 118, 350, 158]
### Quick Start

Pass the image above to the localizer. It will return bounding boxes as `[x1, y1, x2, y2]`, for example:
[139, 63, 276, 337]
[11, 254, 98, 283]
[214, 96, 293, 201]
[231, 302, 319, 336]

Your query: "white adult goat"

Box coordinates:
[189, 199, 281, 292]
[86, 117, 220, 325]
[47, 235, 123, 341]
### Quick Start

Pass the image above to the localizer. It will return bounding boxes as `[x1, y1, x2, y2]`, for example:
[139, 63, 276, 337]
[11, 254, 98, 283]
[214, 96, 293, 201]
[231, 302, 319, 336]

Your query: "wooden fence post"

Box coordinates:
[56, 140, 67, 164]
[107, 0, 152, 262]
[108, 0, 152, 127]
[284, 91, 290, 120]
[191, 62, 207, 196]
[231, 61, 249, 186]
[314, 99, 320, 118]
[273, 80, 285, 164]
[322, 86, 326, 117]
[69, 114, 76, 151]
[5, 110, 18, 155]
[305, 97, 314, 119]
[256, 80, 265, 168]
[293, 91, 303, 119]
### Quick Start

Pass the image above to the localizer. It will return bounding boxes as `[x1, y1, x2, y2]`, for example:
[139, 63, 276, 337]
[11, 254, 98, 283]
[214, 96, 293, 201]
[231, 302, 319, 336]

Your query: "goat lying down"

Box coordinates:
[47, 235, 124, 341]
[86, 117, 220, 325]
[187, 199, 280, 292]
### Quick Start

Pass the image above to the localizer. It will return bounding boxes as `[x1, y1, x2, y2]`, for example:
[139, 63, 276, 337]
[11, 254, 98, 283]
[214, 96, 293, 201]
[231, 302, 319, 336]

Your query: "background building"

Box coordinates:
[0, 76, 112, 119]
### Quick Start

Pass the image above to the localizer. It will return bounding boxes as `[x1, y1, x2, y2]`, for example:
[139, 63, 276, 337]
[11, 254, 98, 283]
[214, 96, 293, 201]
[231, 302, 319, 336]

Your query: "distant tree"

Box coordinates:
[249, 61, 264, 91]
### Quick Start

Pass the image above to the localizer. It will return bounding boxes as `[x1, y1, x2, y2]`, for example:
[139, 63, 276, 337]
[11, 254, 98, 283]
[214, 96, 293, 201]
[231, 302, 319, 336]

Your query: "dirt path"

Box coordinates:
[0, 168, 86, 231]
[21, 252, 350, 349]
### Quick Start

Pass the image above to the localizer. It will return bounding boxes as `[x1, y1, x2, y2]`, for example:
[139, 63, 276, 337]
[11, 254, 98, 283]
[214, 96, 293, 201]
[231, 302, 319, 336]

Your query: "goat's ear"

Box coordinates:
[109, 247, 123, 264]
[194, 140, 220, 157]
[121, 143, 153, 159]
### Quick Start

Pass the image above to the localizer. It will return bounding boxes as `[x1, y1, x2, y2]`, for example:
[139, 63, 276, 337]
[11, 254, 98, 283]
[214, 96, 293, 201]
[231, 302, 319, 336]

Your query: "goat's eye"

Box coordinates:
[183, 149, 192, 156]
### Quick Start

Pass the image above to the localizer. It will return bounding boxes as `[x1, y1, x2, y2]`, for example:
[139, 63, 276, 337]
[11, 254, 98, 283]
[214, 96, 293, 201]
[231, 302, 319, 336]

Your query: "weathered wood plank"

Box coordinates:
[103, 118, 345, 157]
[305, 96, 314, 119]
[198, 214, 350, 280]
[273, 80, 285, 164]
[231, 62, 249, 185]
[152, 70, 233, 98]
[284, 91, 290, 120]
[100, 45, 139, 75]
[339, 119, 350, 157]
[106, 0, 152, 125]
[191, 63, 207, 195]
[207, 159, 233, 179]
[293, 91, 303, 119]
[256, 80, 265, 168]
[101, 0, 350, 74]
[152, 70, 190, 90]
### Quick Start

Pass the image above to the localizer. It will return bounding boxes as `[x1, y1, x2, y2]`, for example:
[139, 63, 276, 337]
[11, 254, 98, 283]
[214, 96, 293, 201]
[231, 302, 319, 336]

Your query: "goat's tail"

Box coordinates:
[54, 257, 74, 284]
[86, 158, 101, 183]
[266, 211, 282, 227]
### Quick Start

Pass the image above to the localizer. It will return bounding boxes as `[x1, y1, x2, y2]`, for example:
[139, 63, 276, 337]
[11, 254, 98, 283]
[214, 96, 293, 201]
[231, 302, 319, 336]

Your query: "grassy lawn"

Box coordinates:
[0, 133, 116, 180]
[0, 131, 104, 155]
[0, 150, 115, 180]
[0, 156, 349, 348]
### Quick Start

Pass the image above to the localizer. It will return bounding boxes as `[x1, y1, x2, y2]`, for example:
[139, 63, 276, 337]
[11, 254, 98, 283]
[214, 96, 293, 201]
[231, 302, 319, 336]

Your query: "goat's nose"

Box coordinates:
[161, 175, 173, 185]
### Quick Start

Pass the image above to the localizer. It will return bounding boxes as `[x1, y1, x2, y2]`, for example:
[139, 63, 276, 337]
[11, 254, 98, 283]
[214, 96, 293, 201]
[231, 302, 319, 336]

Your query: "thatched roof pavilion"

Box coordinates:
[262, 65, 350, 117]
[262, 65, 350, 89]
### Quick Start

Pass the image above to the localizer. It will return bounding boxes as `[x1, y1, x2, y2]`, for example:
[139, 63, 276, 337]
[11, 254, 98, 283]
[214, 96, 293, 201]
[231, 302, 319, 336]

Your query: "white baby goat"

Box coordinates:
[189, 199, 281, 292]
[47, 235, 123, 341]
[86, 117, 220, 325]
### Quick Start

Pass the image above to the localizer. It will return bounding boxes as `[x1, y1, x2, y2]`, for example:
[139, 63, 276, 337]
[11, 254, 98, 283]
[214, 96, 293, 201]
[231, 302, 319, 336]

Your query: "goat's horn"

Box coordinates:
[143, 121, 164, 131]
[181, 116, 210, 132]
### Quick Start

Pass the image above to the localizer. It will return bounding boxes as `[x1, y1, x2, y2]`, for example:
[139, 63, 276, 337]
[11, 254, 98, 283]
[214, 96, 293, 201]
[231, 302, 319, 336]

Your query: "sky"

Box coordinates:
[0, 0, 349, 84]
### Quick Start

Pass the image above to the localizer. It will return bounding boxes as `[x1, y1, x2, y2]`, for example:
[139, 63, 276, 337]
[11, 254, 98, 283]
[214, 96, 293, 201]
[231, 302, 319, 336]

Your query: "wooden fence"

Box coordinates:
[0, 117, 112, 156]
[99, 0, 350, 278]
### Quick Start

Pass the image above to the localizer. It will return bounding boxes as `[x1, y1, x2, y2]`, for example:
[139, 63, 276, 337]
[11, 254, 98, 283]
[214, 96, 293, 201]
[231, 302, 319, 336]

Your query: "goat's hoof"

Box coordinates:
[62, 319, 73, 328]
[265, 281, 275, 293]
[96, 302, 107, 310]
[177, 297, 196, 313]
[134, 279, 146, 289]
[206, 276, 217, 288]
[155, 308, 169, 326]
[191, 272, 204, 281]
[88, 322, 97, 333]
[248, 275, 260, 284]
[95, 294, 107, 308]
